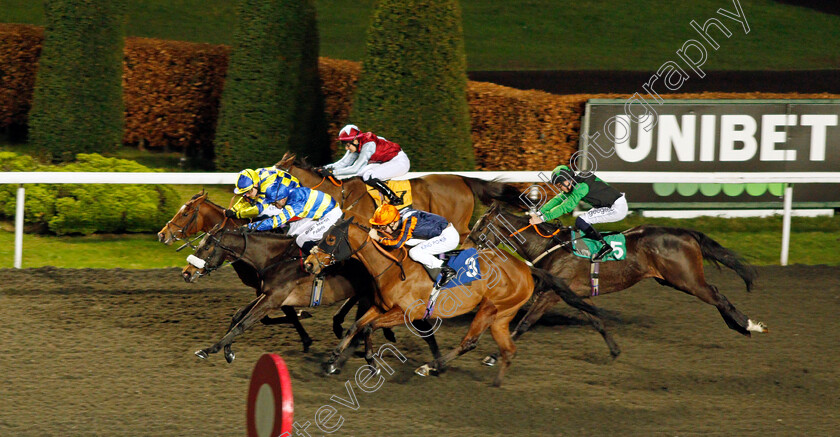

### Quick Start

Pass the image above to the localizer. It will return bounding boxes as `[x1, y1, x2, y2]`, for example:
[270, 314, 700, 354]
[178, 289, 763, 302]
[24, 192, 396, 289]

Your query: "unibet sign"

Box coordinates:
[581, 100, 840, 204]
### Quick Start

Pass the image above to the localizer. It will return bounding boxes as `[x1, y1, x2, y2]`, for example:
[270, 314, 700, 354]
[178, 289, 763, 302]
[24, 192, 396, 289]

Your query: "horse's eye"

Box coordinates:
[326, 235, 336, 245]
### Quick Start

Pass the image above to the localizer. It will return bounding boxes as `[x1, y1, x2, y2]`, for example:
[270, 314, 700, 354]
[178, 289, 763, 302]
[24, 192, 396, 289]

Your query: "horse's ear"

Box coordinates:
[275, 152, 295, 169]
[198, 189, 207, 201]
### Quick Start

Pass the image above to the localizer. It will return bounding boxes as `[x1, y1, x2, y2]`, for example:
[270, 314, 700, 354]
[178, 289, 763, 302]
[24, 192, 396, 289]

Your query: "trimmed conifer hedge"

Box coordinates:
[27, 0, 126, 162]
[351, 0, 474, 171]
[214, 0, 329, 171]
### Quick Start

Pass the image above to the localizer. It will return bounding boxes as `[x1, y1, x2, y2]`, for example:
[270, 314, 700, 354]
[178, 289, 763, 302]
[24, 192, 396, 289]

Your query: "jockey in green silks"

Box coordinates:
[529, 165, 628, 261]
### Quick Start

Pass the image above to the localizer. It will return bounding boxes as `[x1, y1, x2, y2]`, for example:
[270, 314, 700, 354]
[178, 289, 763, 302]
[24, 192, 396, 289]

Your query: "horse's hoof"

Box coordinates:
[297, 310, 313, 320]
[332, 324, 343, 339]
[415, 364, 431, 377]
[302, 339, 313, 353]
[747, 319, 768, 333]
[323, 361, 341, 375]
[415, 364, 439, 377]
[195, 350, 209, 360]
[224, 350, 236, 364]
[482, 355, 497, 367]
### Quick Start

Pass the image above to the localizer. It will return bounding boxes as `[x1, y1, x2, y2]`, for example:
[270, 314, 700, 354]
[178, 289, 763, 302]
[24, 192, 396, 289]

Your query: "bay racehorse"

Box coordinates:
[274, 152, 525, 242]
[470, 202, 767, 365]
[181, 224, 441, 365]
[304, 211, 602, 387]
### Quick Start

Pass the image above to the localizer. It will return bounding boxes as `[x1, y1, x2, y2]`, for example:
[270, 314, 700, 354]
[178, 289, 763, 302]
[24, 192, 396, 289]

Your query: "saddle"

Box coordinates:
[365, 179, 413, 209]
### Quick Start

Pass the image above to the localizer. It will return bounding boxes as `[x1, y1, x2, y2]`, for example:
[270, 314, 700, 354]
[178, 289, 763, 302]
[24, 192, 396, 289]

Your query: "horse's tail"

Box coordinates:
[530, 268, 601, 316]
[684, 229, 757, 291]
[460, 177, 527, 210]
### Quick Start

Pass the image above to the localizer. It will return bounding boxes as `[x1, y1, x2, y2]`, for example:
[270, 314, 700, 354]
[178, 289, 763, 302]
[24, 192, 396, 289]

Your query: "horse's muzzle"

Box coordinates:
[304, 262, 314, 273]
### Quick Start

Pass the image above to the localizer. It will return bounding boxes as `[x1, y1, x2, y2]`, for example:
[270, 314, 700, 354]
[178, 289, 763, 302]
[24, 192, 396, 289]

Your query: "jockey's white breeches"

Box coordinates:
[578, 194, 629, 225]
[407, 224, 460, 270]
[287, 207, 343, 248]
[359, 151, 410, 181]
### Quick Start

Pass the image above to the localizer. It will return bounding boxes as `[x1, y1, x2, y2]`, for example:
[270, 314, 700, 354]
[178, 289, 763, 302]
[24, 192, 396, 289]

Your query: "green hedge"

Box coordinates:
[0, 152, 180, 235]
[27, 0, 126, 162]
[214, 0, 329, 171]
[352, 0, 474, 171]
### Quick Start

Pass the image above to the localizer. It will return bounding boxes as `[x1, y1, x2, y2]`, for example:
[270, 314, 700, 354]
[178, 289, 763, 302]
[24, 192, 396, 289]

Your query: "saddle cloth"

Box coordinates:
[570, 230, 627, 262]
[434, 248, 482, 290]
[365, 179, 413, 209]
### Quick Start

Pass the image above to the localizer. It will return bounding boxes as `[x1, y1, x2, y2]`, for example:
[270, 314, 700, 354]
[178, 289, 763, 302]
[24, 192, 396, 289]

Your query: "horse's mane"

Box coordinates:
[189, 192, 226, 210]
[292, 156, 316, 171]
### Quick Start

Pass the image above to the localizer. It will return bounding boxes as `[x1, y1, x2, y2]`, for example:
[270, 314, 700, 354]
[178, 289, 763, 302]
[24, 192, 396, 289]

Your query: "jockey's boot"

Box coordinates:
[591, 243, 613, 261]
[583, 225, 612, 261]
[436, 265, 458, 288]
[366, 178, 402, 205]
[423, 265, 442, 283]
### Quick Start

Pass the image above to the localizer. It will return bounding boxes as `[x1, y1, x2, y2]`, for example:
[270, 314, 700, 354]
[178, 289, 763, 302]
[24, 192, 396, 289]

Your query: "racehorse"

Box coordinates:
[304, 211, 602, 387]
[181, 224, 441, 365]
[274, 152, 525, 242]
[469, 202, 767, 365]
[157, 191, 317, 351]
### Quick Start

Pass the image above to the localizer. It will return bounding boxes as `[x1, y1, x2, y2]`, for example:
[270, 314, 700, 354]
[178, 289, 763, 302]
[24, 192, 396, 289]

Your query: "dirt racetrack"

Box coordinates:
[1, 264, 838, 436]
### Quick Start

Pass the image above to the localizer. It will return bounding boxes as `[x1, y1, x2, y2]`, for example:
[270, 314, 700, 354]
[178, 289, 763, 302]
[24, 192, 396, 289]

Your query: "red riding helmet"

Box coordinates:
[338, 124, 360, 142]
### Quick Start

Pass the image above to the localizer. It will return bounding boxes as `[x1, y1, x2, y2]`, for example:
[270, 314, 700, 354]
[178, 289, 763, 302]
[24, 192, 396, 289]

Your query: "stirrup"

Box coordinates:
[591, 245, 612, 262]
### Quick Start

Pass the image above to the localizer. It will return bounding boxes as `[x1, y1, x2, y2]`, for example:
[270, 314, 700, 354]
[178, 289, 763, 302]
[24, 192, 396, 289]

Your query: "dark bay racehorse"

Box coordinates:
[181, 225, 441, 365]
[157, 192, 318, 351]
[274, 152, 525, 242]
[470, 203, 767, 364]
[304, 211, 602, 387]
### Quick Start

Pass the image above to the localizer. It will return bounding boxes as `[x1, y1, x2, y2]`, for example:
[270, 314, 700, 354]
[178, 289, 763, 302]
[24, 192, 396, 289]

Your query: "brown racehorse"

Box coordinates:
[469, 202, 768, 365]
[274, 152, 525, 242]
[304, 210, 602, 387]
[181, 224, 441, 365]
[160, 192, 425, 359]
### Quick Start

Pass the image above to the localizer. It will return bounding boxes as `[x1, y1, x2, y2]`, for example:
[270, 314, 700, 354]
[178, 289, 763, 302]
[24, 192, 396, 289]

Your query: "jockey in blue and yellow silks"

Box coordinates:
[247, 184, 343, 253]
[225, 167, 300, 220]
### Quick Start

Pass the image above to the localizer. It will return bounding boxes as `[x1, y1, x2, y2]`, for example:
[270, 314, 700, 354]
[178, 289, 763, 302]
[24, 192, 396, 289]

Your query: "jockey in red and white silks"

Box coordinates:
[321, 124, 410, 205]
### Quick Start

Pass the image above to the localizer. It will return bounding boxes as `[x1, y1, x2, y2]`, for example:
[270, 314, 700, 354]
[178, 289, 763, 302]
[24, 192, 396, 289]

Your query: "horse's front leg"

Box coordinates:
[333, 295, 359, 339]
[196, 293, 276, 363]
[323, 306, 396, 374]
[482, 290, 560, 366]
[200, 296, 260, 361]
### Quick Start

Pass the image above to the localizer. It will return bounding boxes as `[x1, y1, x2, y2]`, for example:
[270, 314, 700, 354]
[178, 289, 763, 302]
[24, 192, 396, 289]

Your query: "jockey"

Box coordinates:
[247, 184, 342, 254]
[530, 165, 628, 261]
[225, 167, 300, 222]
[317, 124, 410, 205]
[368, 204, 460, 288]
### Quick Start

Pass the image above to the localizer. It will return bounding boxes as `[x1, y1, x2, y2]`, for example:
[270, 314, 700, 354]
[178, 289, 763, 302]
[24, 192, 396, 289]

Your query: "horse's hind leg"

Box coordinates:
[660, 262, 767, 336]
[280, 305, 313, 352]
[489, 319, 516, 387]
[418, 298, 498, 377]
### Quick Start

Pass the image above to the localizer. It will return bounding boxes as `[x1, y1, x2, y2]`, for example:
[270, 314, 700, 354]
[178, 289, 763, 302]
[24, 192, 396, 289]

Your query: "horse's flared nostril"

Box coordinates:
[157, 233, 165, 242]
[305, 262, 313, 273]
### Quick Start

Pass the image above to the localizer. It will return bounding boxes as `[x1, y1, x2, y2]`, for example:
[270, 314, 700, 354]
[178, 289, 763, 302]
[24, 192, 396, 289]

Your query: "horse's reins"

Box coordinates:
[199, 228, 251, 276]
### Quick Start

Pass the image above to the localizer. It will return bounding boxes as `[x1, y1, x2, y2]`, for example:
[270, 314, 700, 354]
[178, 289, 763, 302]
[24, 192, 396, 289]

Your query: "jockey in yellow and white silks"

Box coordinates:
[247, 184, 342, 253]
[225, 167, 300, 220]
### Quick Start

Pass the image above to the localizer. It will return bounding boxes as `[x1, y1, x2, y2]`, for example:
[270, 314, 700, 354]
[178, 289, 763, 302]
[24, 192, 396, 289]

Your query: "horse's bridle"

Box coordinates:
[195, 228, 250, 275]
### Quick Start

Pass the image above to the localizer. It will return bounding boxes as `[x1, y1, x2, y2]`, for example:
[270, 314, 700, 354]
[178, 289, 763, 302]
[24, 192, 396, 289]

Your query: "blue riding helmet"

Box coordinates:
[234, 169, 259, 194]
